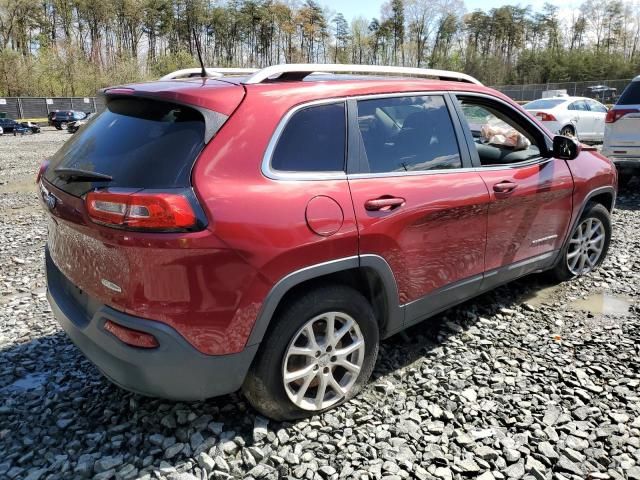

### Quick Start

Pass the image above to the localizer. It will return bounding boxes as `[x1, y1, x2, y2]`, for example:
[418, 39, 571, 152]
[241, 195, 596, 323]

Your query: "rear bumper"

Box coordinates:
[602, 145, 640, 170]
[46, 249, 258, 401]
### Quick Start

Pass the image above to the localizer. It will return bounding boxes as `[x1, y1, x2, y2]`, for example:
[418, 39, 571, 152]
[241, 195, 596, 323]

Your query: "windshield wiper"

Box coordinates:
[54, 167, 113, 182]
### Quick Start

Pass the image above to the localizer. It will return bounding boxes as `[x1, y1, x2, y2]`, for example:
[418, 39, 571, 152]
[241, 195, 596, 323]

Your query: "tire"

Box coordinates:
[60, 122, 68, 129]
[243, 284, 379, 421]
[560, 125, 576, 137]
[54, 124, 62, 130]
[552, 202, 611, 281]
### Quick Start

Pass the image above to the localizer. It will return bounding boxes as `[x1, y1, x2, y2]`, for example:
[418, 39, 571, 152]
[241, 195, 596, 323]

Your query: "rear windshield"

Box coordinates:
[523, 99, 566, 110]
[618, 81, 640, 105]
[44, 98, 205, 196]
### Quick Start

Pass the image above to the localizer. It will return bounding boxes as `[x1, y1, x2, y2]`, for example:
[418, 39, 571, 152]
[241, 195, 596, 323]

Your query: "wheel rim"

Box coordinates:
[566, 217, 605, 275]
[561, 127, 574, 137]
[282, 312, 365, 411]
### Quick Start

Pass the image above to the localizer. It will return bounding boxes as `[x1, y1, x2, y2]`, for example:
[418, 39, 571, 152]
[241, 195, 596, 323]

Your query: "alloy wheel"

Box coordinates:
[282, 312, 365, 411]
[566, 217, 605, 275]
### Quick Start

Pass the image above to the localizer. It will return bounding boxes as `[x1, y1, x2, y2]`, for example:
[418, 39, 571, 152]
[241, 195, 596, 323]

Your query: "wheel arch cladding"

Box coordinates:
[245, 255, 403, 348]
[564, 186, 615, 249]
[588, 190, 615, 212]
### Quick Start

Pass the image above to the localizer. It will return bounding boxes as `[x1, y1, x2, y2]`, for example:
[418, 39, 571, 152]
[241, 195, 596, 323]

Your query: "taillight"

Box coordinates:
[104, 320, 159, 348]
[605, 109, 639, 123]
[86, 190, 198, 231]
[36, 159, 49, 183]
[535, 112, 557, 122]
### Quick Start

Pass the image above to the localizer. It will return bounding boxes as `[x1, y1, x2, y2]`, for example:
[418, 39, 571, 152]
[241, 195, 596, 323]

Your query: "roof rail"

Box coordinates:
[243, 64, 482, 85]
[160, 67, 259, 81]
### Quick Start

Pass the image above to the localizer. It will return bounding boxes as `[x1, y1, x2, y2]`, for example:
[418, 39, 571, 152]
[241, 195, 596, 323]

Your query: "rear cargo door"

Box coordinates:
[41, 89, 242, 307]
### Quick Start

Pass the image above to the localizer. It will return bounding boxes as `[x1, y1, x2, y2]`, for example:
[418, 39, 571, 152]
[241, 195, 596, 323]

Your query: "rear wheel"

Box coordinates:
[54, 124, 62, 130]
[552, 203, 611, 281]
[243, 285, 379, 421]
[560, 125, 576, 137]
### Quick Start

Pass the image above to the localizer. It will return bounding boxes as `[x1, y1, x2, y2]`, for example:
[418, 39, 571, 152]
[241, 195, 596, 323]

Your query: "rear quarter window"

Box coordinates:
[618, 81, 640, 105]
[270, 103, 346, 173]
[44, 98, 206, 196]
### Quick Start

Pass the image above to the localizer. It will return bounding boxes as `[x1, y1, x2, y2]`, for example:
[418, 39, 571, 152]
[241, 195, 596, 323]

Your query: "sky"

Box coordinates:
[320, 0, 580, 22]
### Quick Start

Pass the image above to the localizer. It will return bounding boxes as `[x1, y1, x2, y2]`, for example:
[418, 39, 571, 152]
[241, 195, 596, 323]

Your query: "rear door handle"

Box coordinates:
[364, 196, 406, 212]
[493, 181, 517, 194]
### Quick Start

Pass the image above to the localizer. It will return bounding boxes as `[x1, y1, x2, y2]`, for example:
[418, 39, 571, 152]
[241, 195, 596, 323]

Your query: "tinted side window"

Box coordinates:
[271, 103, 346, 172]
[355, 95, 461, 173]
[618, 81, 640, 105]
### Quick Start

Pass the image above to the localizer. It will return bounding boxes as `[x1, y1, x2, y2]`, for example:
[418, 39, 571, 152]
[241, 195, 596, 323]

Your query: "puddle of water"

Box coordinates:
[571, 293, 632, 316]
[1, 373, 48, 393]
[522, 284, 562, 307]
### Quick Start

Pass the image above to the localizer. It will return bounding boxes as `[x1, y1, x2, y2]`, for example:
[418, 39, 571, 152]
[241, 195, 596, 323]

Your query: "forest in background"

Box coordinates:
[1, 0, 640, 96]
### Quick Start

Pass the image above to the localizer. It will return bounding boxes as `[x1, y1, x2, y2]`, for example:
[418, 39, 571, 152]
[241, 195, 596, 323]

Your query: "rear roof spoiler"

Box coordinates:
[159, 68, 259, 81]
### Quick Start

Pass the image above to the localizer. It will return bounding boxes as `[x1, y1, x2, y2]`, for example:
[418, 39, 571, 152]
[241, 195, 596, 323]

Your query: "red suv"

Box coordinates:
[39, 64, 616, 420]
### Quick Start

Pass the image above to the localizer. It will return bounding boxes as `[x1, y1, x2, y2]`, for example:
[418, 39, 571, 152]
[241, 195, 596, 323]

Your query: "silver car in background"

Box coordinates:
[603, 75, 640, 186]
[524, 96, 608, 142]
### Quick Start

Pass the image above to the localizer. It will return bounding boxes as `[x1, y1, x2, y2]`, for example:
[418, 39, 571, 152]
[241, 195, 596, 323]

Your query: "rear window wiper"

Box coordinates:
[54, 167, 113, 183]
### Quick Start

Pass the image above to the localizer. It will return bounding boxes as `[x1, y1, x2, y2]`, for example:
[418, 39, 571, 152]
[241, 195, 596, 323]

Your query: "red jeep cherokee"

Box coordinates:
[40, 64, 616, 420]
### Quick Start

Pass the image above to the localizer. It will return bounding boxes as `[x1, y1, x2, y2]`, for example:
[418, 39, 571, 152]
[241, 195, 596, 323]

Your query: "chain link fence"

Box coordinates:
[1, 80, 635, 119]
[492, 79, 634, 102]
[0, 97, 107, 120]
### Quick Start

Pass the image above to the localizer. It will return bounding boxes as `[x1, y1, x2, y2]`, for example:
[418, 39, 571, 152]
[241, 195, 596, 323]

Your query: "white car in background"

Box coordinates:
[523, 96, 608, 142]
[602, 75, 640, 186]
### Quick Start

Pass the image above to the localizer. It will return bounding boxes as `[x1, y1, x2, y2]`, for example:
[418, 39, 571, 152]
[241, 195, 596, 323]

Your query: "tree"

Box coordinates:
[333, 13, 349, 62]
[1, 0, 640, 97]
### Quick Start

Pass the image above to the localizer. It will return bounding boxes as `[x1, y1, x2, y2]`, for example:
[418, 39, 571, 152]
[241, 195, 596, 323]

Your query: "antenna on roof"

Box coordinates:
[192, 28, 207, 78]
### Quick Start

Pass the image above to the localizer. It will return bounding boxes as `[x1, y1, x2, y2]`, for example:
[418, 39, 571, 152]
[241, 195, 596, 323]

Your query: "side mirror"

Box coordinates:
[553, 135, 581, 160]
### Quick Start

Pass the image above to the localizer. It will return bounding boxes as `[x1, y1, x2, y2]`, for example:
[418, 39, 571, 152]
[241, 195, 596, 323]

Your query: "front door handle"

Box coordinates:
[364, 196, 406, 212]
[493, 181, 517, 195]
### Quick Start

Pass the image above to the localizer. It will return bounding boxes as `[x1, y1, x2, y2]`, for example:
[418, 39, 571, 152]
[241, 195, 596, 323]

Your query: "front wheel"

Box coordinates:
[552, 202, 611, 281]
[243, 285, 379, 421]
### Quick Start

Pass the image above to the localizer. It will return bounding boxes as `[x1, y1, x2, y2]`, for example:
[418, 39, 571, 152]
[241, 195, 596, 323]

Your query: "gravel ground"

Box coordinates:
[0, 129, 639, 480]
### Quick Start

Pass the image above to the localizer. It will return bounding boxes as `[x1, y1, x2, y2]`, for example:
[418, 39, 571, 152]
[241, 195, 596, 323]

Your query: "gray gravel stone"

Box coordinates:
[557, 456, 584, 476]
[538, 441, 559, 462]
[505, 461, 525, 479]
[94, 455, 123, 473]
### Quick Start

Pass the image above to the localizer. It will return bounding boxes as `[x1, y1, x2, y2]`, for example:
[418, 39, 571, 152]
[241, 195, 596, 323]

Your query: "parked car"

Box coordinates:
[21, 121, 41, 134]
[67, 113, 94, 133]
[39, 64, 617, 420]
[48, 110, 88, 130]
[583, 85, 618, 103]
[0, 117, 21, 134]
[602, 75, 640, 187]
[523, 96, 608, 142]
